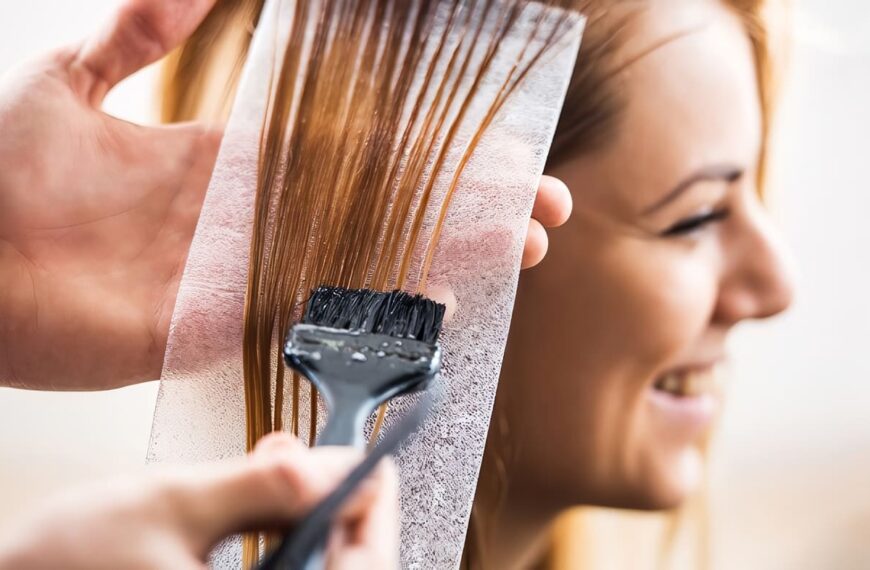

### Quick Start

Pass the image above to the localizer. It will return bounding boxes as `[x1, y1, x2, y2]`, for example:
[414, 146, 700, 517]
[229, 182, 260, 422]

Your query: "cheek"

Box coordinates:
[499, 226, 722, 505]
[632, 246, 719, 369]
[569, 234, 719, 378]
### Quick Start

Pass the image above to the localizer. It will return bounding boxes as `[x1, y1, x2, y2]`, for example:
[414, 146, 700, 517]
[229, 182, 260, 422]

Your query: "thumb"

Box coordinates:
[170, 434, 364, 556]
[136, 120, 223, 226]
[71, 0, 218, 105]
[139, 120, 223, 180]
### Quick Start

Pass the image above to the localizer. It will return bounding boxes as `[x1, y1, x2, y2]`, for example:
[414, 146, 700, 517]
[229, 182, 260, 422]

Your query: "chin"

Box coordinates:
[589, 444, 706, 512]
[633, 444, 706, 511]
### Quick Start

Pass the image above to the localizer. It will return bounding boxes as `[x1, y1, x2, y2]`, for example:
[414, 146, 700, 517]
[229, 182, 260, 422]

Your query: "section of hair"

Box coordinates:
[236, 1, 574, 564]
[160, 0, 264, 123]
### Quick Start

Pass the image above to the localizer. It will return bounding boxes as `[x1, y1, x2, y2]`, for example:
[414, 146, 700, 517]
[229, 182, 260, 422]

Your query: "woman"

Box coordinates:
[469, 0, 793, 567]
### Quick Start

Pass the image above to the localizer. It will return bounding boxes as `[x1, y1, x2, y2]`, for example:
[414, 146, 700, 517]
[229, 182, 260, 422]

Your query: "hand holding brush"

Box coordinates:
[0, 434, 398, 570]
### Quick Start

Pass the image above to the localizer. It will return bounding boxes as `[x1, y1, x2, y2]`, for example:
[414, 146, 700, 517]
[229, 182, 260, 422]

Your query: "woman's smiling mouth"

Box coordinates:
[647, 364, 723, 438]
[653, 365, 719, 397]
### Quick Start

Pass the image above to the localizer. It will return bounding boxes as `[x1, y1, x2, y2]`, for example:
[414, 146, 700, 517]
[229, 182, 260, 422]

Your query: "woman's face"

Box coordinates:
[498, 1, 794, 510]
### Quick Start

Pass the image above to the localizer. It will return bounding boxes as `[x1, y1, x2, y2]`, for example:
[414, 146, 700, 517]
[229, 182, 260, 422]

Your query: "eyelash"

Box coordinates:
[662, 208, 730, 237]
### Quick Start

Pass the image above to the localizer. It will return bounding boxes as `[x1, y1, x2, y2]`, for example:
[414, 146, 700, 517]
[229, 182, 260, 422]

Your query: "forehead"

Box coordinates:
[563, 1, 762, 213]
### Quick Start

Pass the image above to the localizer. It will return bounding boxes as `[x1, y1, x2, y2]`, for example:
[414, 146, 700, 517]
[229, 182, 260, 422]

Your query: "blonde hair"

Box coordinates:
[467, 1, 784, 568]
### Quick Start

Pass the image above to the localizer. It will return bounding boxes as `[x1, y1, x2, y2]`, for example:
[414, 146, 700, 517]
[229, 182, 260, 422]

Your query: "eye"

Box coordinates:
[661, 208, 730, 237]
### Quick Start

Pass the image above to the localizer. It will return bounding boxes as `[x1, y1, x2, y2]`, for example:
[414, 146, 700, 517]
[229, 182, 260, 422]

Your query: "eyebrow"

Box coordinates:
[642, 164, 744, 216]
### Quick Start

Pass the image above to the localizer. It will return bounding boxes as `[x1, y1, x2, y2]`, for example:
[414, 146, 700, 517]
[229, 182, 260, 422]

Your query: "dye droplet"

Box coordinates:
[395, 340, 403, 346]
[376, 350, 386, 357]
[311, 351, 322, 361]
[351, 352, 367, 362]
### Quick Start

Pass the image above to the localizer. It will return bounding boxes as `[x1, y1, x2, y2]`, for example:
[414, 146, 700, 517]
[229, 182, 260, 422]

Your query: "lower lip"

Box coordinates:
[646, 388, 718, 439]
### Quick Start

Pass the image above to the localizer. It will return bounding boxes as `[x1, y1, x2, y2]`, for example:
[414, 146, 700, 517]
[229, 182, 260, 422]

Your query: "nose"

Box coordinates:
[714, 197, 795, 325]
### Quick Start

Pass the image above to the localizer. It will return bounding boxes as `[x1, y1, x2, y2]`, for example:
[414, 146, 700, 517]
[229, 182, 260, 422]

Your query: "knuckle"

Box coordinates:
[119, 2, 173, 58]
[256, 431, 303, 451]
[148, 473, 196, 526]
[261, 454, 310, 502]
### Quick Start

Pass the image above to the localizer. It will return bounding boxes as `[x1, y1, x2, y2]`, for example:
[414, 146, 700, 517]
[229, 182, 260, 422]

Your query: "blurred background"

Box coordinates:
[0, 1, 867, 568]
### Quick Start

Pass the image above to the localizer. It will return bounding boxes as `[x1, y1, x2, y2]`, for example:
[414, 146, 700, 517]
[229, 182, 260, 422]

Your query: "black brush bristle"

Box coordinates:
[303, 286, 446, 344]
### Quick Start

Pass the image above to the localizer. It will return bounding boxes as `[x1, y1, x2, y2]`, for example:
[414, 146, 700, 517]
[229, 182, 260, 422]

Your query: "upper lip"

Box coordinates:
[659, 357, 726, 377]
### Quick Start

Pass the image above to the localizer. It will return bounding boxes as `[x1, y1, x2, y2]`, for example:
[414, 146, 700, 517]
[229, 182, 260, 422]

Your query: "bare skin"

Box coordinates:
[0, 0, 571, 391]
[474, 2, 795, 567]
[0, 433, 399, 569]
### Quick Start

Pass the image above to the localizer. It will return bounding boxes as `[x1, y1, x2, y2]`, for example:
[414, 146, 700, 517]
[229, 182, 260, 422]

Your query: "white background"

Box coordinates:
[712, 2, 870, 567]
[0, 2, 868, 568]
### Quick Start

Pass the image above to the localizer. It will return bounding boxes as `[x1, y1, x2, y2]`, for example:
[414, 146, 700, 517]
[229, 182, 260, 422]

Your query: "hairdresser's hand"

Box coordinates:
[0, 433, 398, 570]
[0, 0, 224, 390]
[0, 0, 571, 391]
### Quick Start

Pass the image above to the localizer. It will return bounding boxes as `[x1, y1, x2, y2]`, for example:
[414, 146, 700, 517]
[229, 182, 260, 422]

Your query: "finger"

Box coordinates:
[246, 446, 366, 518]
[337, 460, 400, 568]
[521, 219, 548, 269]
[173, 444, 365, 554]
[532, 175, 572, 228]
[326, 523, 350, 569]
[254, 433, 382, 522]
[255, 434, 387, 524]
[422, 282, 457, 322]
[331, 459, 394, 524]
[252, 431, 307, 457]
[72, 0, 218, 105]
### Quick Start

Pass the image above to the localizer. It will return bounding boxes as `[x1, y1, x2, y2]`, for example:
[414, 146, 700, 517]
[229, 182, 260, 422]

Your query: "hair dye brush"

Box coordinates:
[258, 385, 437, 570]
[257, 286, 445, 569]
[284, 286, 445, 448]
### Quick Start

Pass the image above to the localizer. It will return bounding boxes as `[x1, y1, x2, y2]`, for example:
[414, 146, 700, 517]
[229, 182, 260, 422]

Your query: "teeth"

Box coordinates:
[654, 369, 717, 397]
[660, 374, 680, 393]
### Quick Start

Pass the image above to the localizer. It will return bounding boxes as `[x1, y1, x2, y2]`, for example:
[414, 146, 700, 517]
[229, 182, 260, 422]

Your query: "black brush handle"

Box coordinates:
[315, 391, 373, 448]
[256, 392, 433, 570]
[292, 394, 371, 570]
